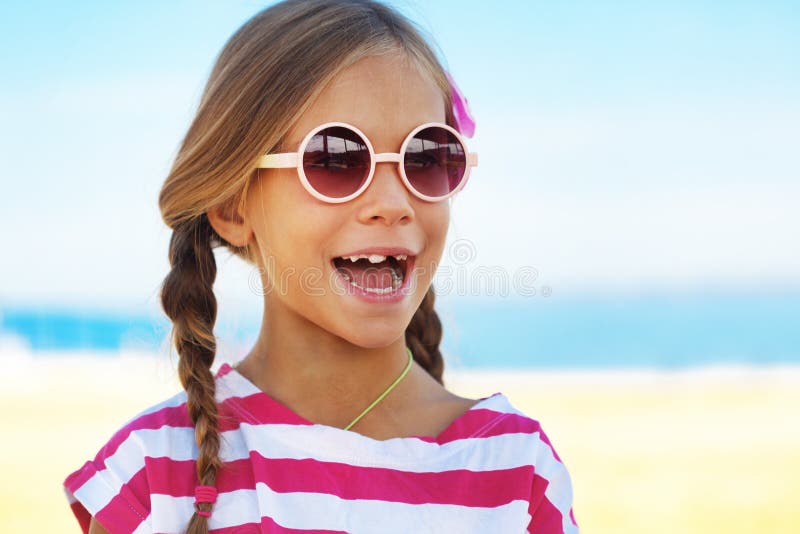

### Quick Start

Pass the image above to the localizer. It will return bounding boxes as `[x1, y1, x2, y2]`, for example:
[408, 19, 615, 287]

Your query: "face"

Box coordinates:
[244, 52, 450, 348]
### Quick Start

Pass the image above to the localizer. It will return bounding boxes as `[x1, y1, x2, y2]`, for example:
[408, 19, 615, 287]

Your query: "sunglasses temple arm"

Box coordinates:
[468, 152, 478, 167]
[257, 153, 298, 168]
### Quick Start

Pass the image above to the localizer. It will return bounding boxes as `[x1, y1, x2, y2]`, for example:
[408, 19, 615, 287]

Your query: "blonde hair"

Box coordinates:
[158, 1, 456, 530]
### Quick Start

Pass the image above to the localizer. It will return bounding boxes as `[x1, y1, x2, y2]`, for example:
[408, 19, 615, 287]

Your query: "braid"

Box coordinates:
[405, 285, 445, 385]
[160, 214, 223, 532]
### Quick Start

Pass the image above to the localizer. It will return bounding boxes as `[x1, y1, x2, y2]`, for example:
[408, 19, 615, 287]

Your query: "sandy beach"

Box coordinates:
[2, 351, 798, 533]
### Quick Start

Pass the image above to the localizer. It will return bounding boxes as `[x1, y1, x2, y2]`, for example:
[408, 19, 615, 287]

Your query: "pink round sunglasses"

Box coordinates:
[256, 122, 478, 203]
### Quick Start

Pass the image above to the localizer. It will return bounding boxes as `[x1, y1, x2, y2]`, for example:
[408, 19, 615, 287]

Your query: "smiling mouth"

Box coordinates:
[331, 254, 411, 294]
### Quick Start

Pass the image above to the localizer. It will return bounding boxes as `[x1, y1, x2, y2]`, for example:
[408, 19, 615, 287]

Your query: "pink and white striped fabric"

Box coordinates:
[63, 362, 579, 533]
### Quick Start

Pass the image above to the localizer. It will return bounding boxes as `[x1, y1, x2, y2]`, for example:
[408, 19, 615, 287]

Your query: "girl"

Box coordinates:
[63, 1, 579, 532]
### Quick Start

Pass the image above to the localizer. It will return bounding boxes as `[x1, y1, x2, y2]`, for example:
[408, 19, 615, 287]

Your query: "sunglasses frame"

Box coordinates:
[256, 121, 478, 203]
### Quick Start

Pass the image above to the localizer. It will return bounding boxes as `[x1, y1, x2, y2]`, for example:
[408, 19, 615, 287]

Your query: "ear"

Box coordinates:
[206, 200, 253, 248]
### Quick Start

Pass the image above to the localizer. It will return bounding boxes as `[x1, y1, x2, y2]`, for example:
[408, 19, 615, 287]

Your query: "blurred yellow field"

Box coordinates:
[2, 354, 798, 533]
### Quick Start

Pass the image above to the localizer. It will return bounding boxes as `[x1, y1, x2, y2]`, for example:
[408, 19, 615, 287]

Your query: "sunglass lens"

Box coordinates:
[403, 126, 466, 198]
[303, 126, 370, 199]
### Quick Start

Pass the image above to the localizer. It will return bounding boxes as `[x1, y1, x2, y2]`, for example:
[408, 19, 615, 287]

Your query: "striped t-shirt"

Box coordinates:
[63, 362, 579, 533]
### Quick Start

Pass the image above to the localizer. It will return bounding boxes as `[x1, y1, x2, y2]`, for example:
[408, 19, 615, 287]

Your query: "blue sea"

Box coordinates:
[2, 290, 798, 370]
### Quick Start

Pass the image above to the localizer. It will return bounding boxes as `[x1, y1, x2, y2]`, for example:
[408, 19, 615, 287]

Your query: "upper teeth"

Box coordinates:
[341, 254, 408, 262]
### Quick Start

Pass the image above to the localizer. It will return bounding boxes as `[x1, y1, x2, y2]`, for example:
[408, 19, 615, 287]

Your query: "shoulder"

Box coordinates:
[490, 394, 580, 533]
[430, 390, 572, 466]
[62, 365, 252, 532]
[103, 388, 197, 459]
[62, 389, 193, 533]
[425, 390, 580, 532]
[76, 363, 245, 462]
[487, 392, 572, 470]
[468, 392, 551, 445]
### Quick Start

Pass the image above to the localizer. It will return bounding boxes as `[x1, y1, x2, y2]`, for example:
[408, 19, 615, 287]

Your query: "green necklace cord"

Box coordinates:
[344, 347, 414, 431]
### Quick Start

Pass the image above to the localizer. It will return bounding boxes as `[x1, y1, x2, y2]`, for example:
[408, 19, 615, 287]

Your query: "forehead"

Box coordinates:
[285, 52, 446, 150]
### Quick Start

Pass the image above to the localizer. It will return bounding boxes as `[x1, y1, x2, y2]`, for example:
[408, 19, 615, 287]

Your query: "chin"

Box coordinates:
[337, 321, 410, 349]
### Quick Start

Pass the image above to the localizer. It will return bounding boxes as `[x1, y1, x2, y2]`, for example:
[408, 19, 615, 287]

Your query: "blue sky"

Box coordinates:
[1, 1, 798, 308]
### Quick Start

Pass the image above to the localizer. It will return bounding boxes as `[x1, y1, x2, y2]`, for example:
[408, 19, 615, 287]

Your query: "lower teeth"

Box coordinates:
[341, 269, 403, 294]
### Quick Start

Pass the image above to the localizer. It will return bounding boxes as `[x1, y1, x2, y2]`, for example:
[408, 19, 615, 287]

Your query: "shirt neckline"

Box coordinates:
[216, 361, 504, 445]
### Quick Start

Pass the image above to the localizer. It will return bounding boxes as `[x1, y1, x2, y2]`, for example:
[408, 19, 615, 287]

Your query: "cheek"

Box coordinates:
[425, 203, 450, 247]
[248, 173, 330, 265]
[253, 170, 317, 232]
[417, 203, 450, 276]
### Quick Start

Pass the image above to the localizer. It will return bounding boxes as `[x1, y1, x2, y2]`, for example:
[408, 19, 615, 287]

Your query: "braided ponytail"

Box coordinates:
[405, 285, 445, 385]
[160, 214, 223, 532]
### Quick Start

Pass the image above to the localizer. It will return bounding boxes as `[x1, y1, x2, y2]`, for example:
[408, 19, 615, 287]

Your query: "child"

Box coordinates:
[63, 1, 579, 532]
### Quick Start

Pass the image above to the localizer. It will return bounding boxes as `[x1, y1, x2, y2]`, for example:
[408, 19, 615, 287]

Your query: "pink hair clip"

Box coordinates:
[194, 485, 218, 518]
[445, 71, 476, 138]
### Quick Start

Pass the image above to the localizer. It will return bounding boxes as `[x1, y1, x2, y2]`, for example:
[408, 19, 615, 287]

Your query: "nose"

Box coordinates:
[356, 160, 414, 226]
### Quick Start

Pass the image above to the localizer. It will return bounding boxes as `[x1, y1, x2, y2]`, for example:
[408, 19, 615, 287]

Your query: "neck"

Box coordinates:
[234, 297, 422, 428]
